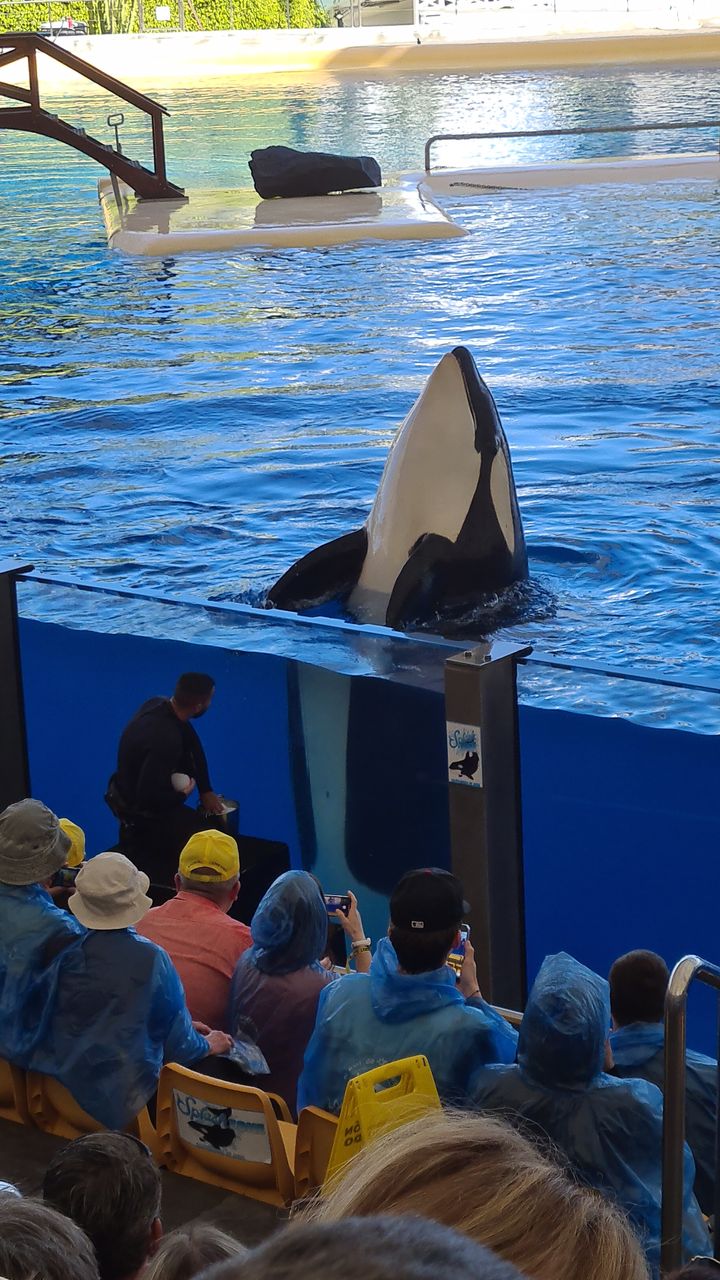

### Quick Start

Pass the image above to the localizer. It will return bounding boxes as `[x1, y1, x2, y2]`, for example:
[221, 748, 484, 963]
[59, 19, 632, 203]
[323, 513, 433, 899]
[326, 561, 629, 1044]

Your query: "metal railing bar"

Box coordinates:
[519, 654, 720, 699]
[424, 118, 720, 172]
[661, 956, 720, 1273]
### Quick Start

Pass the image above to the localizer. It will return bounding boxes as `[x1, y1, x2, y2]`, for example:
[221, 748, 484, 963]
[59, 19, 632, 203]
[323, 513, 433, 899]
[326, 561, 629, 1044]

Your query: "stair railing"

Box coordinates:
[0, 33, 181, 196]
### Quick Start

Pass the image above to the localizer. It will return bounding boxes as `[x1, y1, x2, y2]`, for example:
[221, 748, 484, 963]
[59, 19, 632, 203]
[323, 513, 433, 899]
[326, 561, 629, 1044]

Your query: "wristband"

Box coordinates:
[351, 937, 372, 951]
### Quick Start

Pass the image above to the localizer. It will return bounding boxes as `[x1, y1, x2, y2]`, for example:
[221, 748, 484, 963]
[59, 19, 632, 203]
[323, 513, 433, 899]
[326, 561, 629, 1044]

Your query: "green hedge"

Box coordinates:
[0, 0, 328, 32]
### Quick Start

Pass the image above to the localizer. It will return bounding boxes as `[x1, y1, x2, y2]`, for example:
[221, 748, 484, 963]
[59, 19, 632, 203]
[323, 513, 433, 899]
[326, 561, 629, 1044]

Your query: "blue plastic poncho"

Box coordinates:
[470, 954, 709, 1275]
[611, 1020, 717, 1215]
[297, 934, 518, 1114]
[247, 870, 328, 976]
[31, 929, 209, 1129]
[0, 883, 84, 1067]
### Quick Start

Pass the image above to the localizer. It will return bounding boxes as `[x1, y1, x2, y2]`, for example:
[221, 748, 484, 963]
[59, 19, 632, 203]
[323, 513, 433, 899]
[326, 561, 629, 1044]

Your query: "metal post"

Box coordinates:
[138, 0, 145, 31]
[27, 46, 39, 111]
[714, 1001, 720, 1260]
[150, 110, 167, 181]
[177, 0, 185, 30]
[444, 640, 530, 1008]
[0, 561, 34, 812]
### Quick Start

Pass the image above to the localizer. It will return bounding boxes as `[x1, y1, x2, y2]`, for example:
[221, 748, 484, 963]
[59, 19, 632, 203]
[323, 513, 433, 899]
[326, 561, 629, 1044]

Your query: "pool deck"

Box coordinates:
[5, 21, 720, 90]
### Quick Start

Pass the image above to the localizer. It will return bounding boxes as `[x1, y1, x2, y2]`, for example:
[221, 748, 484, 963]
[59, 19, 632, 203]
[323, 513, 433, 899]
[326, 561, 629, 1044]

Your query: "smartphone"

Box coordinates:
[324, 893, 351, 917]
[447, 924, 471, 979]
[50, 866, 79, 890]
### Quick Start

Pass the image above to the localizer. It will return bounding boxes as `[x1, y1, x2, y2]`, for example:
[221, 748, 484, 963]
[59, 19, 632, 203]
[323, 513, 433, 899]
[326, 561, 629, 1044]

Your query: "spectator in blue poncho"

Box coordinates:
[229, 870, 371, 1115]
[0, 799, 85, 1067]
[609, 949, 717, 1216]
[33, 851, 233, 1129]
[297, 868, 518, 1116]
[470, 952, 709, 1276]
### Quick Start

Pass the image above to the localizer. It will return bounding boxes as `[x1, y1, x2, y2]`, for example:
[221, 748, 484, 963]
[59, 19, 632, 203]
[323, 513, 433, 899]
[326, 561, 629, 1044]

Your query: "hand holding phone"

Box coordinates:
[447, 924, 471, 979]
[324, 893, 351, 917]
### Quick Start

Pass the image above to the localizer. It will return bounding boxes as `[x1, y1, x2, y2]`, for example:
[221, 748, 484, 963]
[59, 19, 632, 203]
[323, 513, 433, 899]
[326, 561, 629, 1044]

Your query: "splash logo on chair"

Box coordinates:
[173, 1091, 271, 1164]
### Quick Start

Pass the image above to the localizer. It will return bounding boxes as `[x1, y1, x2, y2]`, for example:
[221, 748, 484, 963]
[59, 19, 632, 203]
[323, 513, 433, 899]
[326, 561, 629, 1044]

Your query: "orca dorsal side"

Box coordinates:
[266, 346, 527, 631]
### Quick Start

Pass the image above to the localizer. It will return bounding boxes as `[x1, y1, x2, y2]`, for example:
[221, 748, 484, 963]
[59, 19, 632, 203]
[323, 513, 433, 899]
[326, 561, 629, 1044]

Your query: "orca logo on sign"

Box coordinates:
[447, 722, 482, 788]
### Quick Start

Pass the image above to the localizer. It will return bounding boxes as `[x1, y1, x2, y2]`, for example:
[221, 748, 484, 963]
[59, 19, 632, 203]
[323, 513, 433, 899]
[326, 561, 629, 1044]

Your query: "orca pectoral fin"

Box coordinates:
[267, 528, 368, 612]
[385, 533, 455, 630]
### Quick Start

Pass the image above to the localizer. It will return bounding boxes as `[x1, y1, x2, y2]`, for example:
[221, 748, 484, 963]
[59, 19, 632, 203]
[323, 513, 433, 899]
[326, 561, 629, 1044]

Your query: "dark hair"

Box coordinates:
[0, 1197, 100, 1280]
[143, 1224, 245, 1280]
[43, 1132, 162, 1280]
[173, 673, 215, 708]
[198, 1216, 526, 1280]
[388, 924, 458, 974]
[666, 1262, 720, 1280]
[609, 950, 669, 1027]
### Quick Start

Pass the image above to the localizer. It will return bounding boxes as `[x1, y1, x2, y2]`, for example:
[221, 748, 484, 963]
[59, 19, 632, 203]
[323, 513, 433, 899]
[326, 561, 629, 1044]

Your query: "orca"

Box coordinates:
[267, 346, 528, 630]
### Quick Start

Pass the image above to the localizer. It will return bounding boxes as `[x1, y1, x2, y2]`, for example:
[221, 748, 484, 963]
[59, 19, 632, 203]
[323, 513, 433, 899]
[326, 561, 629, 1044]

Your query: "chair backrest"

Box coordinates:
[325, 1055, 441, 1186]
[156, 1063, 296, 1206]
[26, 1072, 157, 1152]
[0, 1057, 29, 1125]
[294, 1106, 339, 1200]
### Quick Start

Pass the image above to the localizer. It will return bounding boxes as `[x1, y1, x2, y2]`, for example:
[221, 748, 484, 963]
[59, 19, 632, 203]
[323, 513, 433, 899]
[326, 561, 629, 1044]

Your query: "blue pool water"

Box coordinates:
[2, 63, 720, 711]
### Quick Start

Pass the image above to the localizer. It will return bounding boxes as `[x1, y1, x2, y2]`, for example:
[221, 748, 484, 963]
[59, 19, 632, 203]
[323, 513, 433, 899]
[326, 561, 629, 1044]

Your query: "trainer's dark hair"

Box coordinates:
[388, 924, 458, 975]
[198, 1216, 526, 1280]
[609, 950, 669, 1028]
[0, 1196, 99, 1280]
[173, 672, 215, 708]
[43, 1132, 162, 1280]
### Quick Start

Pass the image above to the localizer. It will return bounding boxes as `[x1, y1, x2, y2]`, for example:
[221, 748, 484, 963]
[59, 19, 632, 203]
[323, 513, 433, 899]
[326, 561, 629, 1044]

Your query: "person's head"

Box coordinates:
[519, 952, 611, 1089]
[173, 673, 215, 719]
[250, 870, 328, 976]
[388, 868, 468, 974]
[0, 797, 71, 886]
[0, 1195, 99, 1280]
[43, 1132, 162, 1280]
[666, 1262, 720, 1280]
[302, 1110, 648, 1280]
[143, 1225, 245, 1280]
[69, 851, 152, 931]
[609, 950, 669, 1029]
[176, 830, 240, 912]
[199, 1216, 526, 1280]
[58, 818, 86, 869]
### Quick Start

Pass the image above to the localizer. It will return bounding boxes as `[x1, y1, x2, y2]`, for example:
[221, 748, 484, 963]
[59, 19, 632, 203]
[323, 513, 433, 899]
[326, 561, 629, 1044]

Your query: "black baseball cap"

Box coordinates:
[390, 868, 469, 932]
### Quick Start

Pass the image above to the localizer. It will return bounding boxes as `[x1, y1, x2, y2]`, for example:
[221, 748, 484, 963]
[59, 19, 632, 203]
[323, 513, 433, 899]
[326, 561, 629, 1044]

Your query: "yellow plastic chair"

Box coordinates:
[156, 1064, 297, 1206]
[324, 1055, 441, 1187]
[294, 1106, 339, 1200]
[0, 1057, 30, 1126]
[26, 1072, 158, 1153]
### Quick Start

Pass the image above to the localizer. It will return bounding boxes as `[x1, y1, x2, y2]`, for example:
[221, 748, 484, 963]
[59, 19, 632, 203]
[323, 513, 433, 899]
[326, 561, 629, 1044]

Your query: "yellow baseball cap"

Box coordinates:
[179, 830, 239, 882]
[58, 818, 86, 869]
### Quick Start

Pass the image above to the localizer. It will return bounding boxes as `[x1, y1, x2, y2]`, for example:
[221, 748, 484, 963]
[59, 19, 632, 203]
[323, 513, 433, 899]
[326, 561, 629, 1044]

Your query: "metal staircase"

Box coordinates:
[0, 33, 184, 200]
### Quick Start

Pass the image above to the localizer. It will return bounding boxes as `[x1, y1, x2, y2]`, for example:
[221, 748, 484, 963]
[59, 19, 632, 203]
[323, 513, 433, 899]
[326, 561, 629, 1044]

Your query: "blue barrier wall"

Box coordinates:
[19, 614, 720, 1050]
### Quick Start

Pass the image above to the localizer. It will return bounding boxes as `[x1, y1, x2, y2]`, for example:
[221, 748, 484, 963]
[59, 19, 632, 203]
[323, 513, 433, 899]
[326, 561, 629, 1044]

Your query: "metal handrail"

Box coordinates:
[424, 118, 720, 173]
[661, 956, 720, 1272]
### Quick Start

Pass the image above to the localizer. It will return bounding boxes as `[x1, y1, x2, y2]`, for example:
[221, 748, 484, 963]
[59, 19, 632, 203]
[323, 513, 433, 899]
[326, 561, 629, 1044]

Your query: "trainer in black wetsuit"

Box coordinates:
[112, 672, 227, 888]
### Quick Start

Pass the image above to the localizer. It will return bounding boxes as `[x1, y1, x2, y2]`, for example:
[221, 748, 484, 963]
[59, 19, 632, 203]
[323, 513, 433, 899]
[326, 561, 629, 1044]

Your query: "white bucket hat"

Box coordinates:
[69, 852, 152, 930]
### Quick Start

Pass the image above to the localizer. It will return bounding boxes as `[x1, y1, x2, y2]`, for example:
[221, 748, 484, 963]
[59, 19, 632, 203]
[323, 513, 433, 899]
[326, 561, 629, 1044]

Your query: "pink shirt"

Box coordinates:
[136, 891, 251, 1031]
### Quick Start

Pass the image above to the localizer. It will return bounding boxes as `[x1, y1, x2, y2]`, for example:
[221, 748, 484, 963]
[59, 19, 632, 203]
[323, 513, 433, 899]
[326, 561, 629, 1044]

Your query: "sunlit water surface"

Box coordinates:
[2, 64, 720, 724]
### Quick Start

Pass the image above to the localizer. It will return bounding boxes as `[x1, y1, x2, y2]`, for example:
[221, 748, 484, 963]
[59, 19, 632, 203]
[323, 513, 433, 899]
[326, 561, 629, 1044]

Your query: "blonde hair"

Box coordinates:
[301, 1110, 649, 1280]
[142, 1224, 245, 1280]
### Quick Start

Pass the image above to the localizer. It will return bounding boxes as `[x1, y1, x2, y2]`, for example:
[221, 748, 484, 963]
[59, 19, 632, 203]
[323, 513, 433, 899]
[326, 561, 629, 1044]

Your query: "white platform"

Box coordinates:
[420, 151, 720, 194]
[100, 152, 720, 255]
[98, 178, 465, 255]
